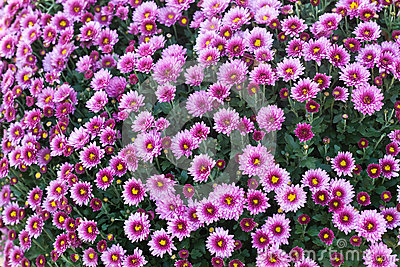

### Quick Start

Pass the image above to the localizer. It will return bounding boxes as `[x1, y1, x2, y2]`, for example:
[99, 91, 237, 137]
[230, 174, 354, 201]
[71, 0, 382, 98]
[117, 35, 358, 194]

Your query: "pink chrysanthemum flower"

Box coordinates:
[167, 216, 192, 241]
[77, 220, 98, 243]
[379, 155, 400, 179]
[186, 91, 213, 118]
[330, 178, 355, 204]
[256, 105, 285, 133]
[122, 178, 146, 206]
[2, 202, 20, 225]
[209, 183, 246, 221]
[260, 164, 291, 193]
[303, 37, 330, 65]
[354, 21, 381, 42]
[239, 144, 274, 177]
[86, 91, 108, 113]
[25, 215, 44, 238]
[339, 62, 370, 87]
[275, 184, 307, 212]
[333, 205, 359, 235]
[251, 228, 272, 251]
[156, 84, 176, 103]
[206, 227, 235, 258]
[256, 247, 290, 267]
[301, 168, 330, 192]
[79, 142, 104, 170]
[70, 181, 93, 206]
[83, 248, 98, 267]
[249, 63, 277, 85]
[101, 244, 126, 267]
[188, 154, 216, 183]
[124, 212, 151, 242]
[352, 84, 384, 116]
[294, 123, 314, 143]
[245, 27, 273, 52]
[282, 16, 307, 37]
[276, 57, 304, 82]
[217, 59, 248, 86]
[123, 248, 148, 267]
[363, 242, 398, 267]
[148, 229, 176, 258]
[331, 151, 356, 177]
[264, 213, 291, 246]
[246, 189, 270, 215]
[357, 210, 387, 243]
[135, 130, 162, 162]
[153, 56, 183, 84]
[291, 78, 320, 103]
[213, 108, 240, 136]
[171, 130, 200, 159]
[197, 199, 221, 225]
[146, 174, 176, 202]
[332, 86, 349, 102]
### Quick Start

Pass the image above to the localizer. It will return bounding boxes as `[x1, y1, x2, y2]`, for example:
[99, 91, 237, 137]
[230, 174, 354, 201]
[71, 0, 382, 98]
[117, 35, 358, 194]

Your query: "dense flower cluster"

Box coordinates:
[0, 0, 400, 266]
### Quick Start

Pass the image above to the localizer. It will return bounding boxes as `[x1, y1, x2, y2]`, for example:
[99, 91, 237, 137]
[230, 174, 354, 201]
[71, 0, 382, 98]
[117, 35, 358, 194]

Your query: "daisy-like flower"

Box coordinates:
[217, 59, 248, 86]
[134, 130, 162, 162]
[167, 216, 192, 241]
[332, 86, 349, 102]
[381, 207, 400, 230]
[303, 37, 330, 65]
[333, 205, 359, 235]
[363, 242, 398, 267]
[148, 229, 176, 258]
[146, 174, 176, 202]
[256, 247, 290, 267]
[213, 108, 240, 136]
[246, 189, 270, 215]
[357, 210, 387, 243]
[206, 227, 235, 258]
[186, 91, 213, 118]
[2, 202, 20, 225]
[96, 167, 114, 190]
[339, 63, 370, 87]
[25, 215, 44, 238]
[282, 16, 307, 37]
[79, 142, 104, 170]
[276, 57, 304, 82]
[256, 105, 285, 133]
[379, 155, 400, 179]
[239, 144, 274, 177]
[101, 244, 126, 267]
[354, 21, 381, 42]
[330, 178, 355, 204]
[123, 248, 148, 267]
[83, 248, 98, 267]
[197, 199, 221, 225]
[188, 154, 216, 183]
[260, 164, 291, 192]
[264, 213, 291, 246]
[77, 220, 98, 243]
[301, 168, 330, 191]
[331, 151, 356, 177]
[122, 178, 146, 206]
[251, 228, 272, 251]
[275, 184, 307, 212]
[352, 84, 384, 116]
[245, 27, 273, 52]
[70, 182, 93, 206]
[318, 227, 335, 245]
[124, 212, 151, 243]
[291, 78, 320, 103]
[249, 63, 277, 85]
[294, 123, 314, 143]
[209, 183, 246, 221]
[171, 130, 200, 159]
